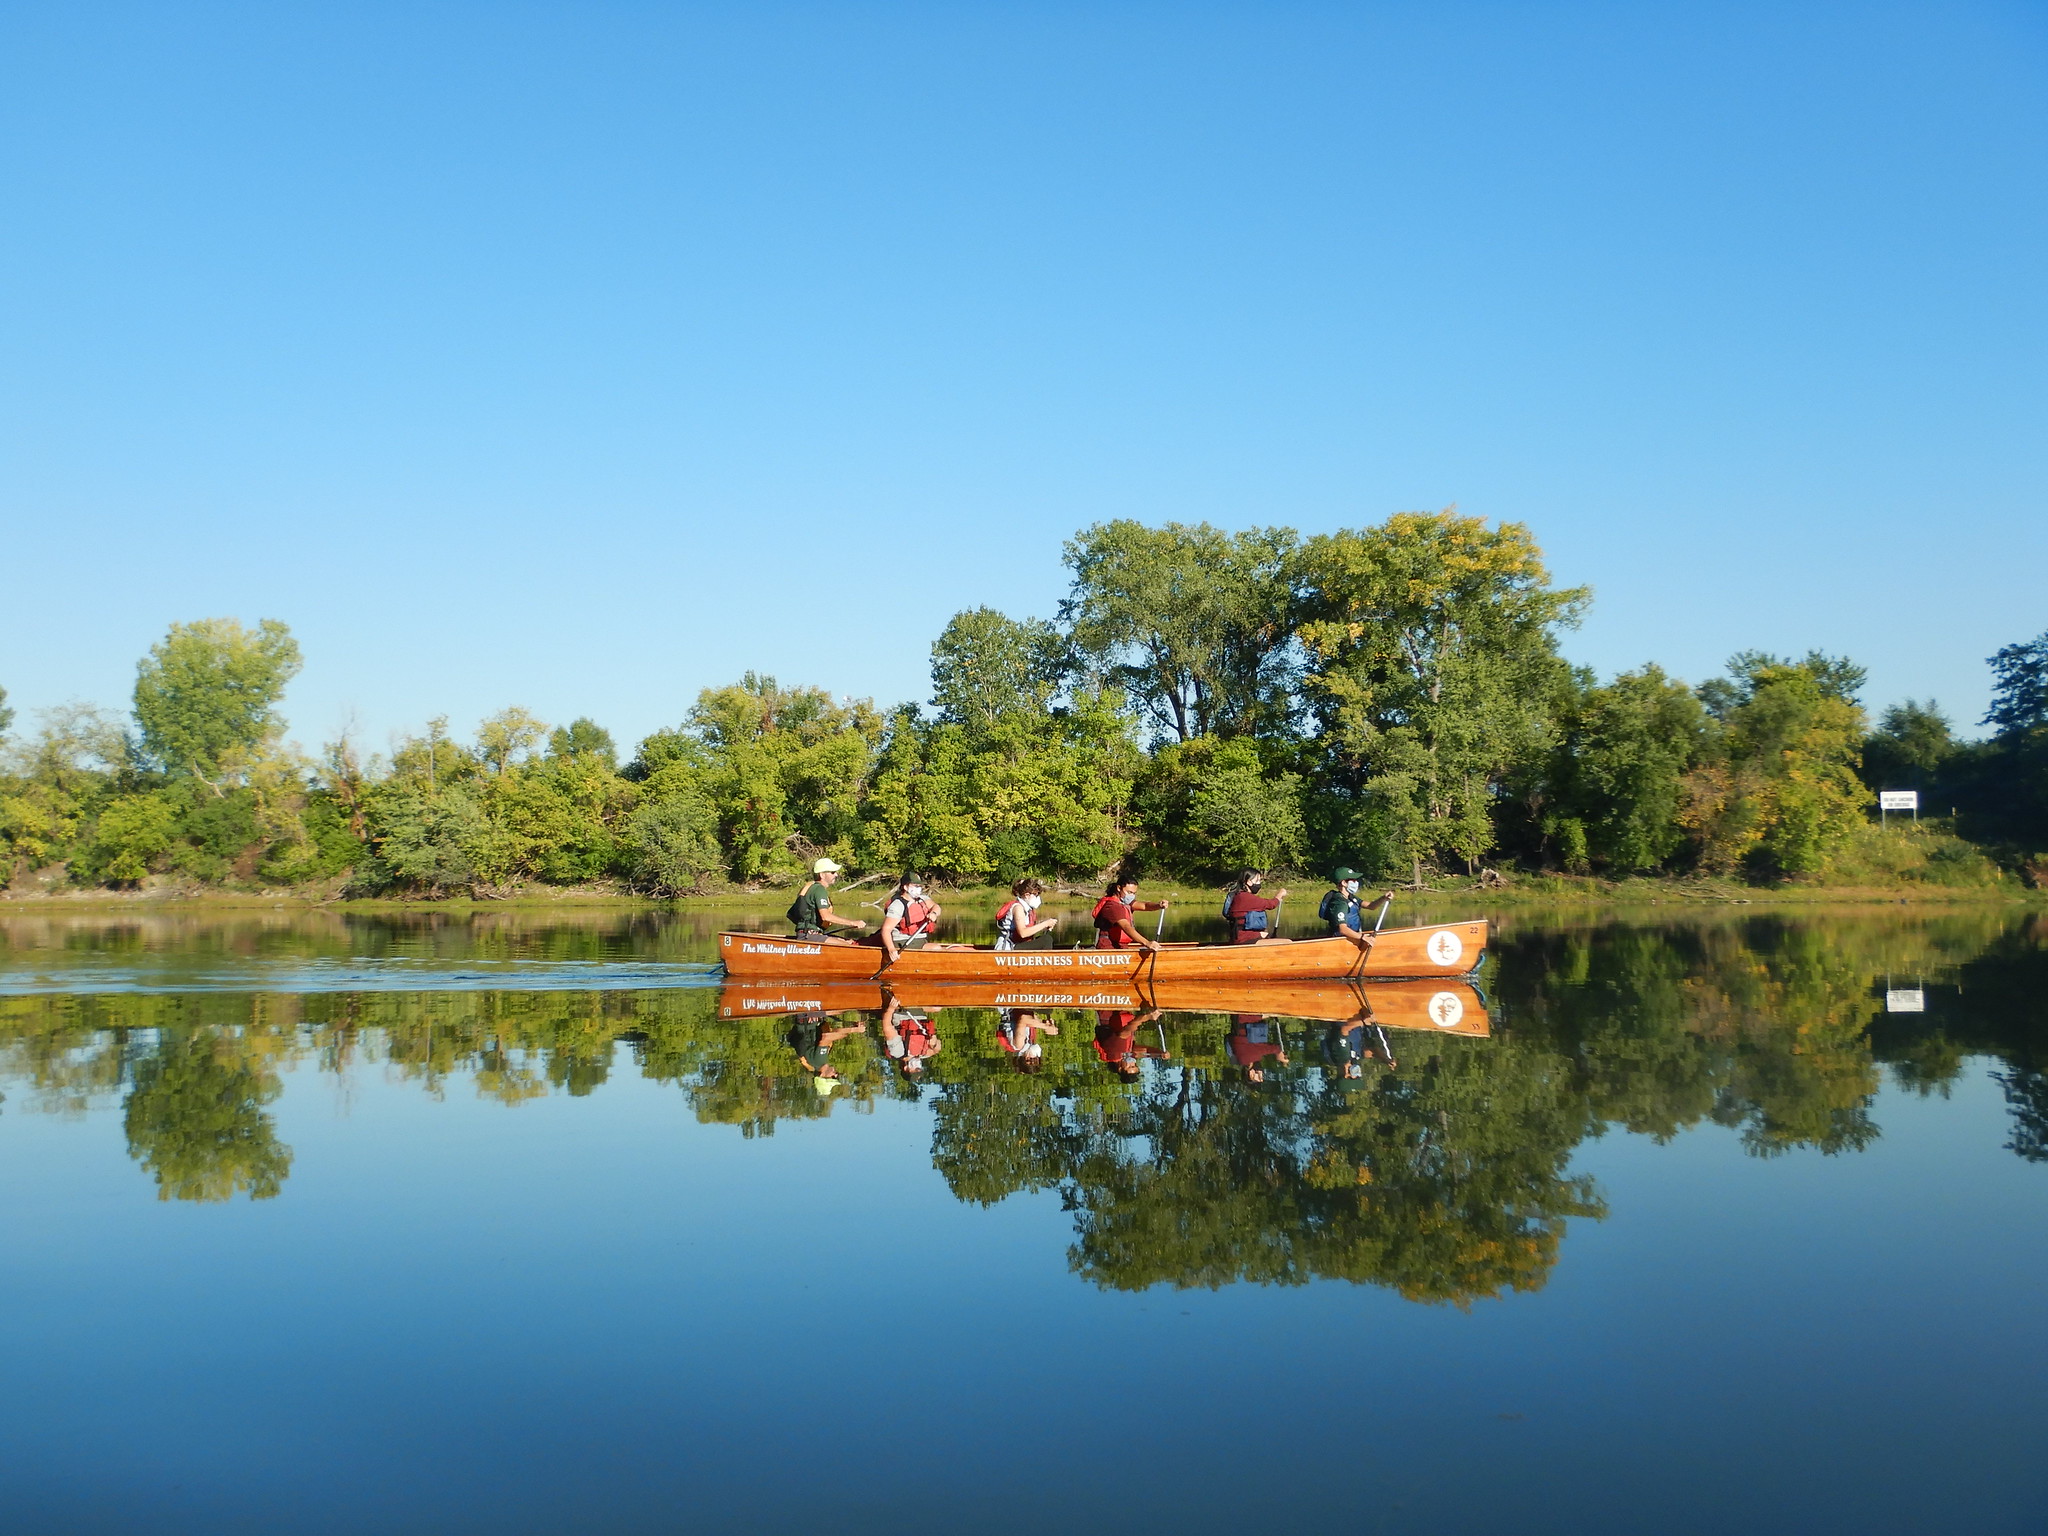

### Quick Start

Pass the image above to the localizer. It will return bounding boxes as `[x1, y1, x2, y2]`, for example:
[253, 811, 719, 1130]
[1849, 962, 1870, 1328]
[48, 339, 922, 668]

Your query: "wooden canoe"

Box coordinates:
[716, 920, 1487, 982]
[715, 976, 1489, 1036]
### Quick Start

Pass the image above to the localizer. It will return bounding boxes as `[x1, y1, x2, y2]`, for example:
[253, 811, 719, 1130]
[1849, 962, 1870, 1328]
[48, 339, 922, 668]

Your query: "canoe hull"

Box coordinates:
[717, 920, 1487, 982]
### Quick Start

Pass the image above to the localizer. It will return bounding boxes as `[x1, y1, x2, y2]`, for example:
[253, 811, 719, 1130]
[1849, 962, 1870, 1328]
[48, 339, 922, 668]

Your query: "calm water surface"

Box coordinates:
[1, 903, 2043, 1535]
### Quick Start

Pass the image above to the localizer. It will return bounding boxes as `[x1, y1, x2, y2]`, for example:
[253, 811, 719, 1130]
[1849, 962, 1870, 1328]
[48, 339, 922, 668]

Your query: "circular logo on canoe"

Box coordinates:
[1426, 930, 1463, 967]
[1428, 991, 1464, 1027]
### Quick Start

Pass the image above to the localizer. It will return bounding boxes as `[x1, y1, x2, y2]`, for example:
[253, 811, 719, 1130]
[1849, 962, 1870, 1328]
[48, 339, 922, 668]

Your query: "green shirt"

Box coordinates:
[789, 881, 834, 932]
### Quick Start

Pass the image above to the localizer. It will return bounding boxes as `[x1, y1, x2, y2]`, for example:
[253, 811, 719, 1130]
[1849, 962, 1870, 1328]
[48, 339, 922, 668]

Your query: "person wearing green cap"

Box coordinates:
[1319, 868, 1369, 942]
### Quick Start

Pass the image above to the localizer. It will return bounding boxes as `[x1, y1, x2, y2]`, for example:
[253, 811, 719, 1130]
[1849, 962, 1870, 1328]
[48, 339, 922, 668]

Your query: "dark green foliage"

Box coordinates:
[1861, 699, 1954, 795]
[1131, 736, 1306, 879]
[1984, 632, 2048, 737]
[930, 607, 1066, 732]
[1528, 666, 1708, 873]
[358, 783, 486, 894]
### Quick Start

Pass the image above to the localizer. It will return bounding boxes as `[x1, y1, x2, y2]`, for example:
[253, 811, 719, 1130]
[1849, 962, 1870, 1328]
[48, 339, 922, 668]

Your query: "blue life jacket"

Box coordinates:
[1320, 888, 1362, 934]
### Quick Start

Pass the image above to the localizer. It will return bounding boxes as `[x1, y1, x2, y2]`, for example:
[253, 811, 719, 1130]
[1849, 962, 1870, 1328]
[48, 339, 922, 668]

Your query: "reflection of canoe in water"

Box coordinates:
[715, 977, 1490, 1037]
[717, 921, 1488, 982]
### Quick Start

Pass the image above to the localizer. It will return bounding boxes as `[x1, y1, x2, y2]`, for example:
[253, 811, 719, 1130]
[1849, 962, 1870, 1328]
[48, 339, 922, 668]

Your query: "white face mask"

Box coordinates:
[905, 886, 924, 901]
[1024, 893, 1042, 910]
[1342, 881, 1359, 895]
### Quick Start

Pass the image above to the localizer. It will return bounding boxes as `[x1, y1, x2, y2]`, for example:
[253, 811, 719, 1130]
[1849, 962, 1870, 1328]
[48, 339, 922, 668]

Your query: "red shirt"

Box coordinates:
[1225, 891, 1281, 944]
[1093, 896, 1135, 949]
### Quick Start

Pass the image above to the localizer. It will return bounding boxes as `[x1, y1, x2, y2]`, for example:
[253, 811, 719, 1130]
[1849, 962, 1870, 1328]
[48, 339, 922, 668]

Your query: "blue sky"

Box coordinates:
[2, 1, 2042, 759]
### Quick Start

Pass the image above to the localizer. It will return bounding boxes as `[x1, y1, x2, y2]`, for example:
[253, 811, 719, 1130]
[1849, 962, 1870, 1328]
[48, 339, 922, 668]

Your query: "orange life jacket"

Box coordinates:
[891, 895, 937, 939]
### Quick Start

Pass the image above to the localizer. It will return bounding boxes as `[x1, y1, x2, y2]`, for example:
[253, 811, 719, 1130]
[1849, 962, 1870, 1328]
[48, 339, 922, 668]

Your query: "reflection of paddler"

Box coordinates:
[1093, 1006, 1167, 1082]
[785, 1010, 868, 1093]
[1226, 1016, 1288, 1082]
[996, 1008, 1059, 1074]
[878, 992, 942, 1076]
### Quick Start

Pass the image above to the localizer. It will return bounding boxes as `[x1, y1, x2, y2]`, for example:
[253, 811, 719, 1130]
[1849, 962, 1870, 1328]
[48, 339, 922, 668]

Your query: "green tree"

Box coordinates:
[1132, 736, 1306, 878]
[930, 607, 1066, 732]
[85, 793, 179, 883]
[623, 785, 723, 894]
[1983, 632, 2048, 737]
[360, 780, 487, 894]
[1296, 511, 1587, 880]
[1535, 665, 1709, 873]
[547, 717, 617, 765]
[684, 674, 882, 881]
[1684, 659, 1869, 877]
[0, 704, 128, 874]
[1861, 699, 1953, 796]
[1060, 520, 1299, 743]
[476, 707, 548, 776]
[0, 683, 12, 738]
[132, 618, 302, 784]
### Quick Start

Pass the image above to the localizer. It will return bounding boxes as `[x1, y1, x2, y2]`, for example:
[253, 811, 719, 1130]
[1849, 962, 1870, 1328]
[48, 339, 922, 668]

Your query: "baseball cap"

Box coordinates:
[812, 857, 843, 875]
[1331, 867, 1362, 881]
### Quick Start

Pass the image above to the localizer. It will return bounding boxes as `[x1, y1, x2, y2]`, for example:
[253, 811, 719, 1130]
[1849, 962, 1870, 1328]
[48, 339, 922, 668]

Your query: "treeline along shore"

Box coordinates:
[4, 511, 2046, 901]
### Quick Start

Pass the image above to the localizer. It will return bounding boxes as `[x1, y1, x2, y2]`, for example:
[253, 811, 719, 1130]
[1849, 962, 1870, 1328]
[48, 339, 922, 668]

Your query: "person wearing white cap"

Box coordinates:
[786, 857, 868, 942]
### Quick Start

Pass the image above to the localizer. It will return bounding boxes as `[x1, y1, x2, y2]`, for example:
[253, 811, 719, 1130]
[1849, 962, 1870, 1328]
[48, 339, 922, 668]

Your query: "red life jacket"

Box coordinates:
[891, 895, 937, 939]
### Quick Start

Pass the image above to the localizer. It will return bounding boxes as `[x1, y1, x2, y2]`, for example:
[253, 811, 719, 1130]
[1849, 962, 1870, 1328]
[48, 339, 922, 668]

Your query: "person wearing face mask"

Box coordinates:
[994, 876, 1061, 950]
[879, 873, 963, 964]
[1222, 869, 1290, 944]
[1319, 867, 1371, 943]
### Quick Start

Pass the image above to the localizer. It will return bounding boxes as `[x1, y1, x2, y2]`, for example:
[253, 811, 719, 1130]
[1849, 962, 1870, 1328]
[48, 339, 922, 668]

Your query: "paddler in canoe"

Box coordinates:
[993, 876, 1061, 950]
[1092, 875, 1169, 953]
[1221, 868, 1291, 944]
[1319, 867, 1373, 944]
[877, 873, 973, 965]
[787, 858, 869, 943]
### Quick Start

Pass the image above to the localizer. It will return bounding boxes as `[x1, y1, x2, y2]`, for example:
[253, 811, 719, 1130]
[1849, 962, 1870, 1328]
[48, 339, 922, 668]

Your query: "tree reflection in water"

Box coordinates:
[0, 909, 2040, 1304]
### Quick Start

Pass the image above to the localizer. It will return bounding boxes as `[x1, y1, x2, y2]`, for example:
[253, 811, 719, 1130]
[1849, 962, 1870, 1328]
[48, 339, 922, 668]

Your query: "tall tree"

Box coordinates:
[929, 607, 1065, 737]
[1535, 665, 1709, 873]
[132, 618, 302, 785]
[1861, 700, 1953, 795]
[1984, 632, 2048, 737]
[1059, 520, 1299, 743]
[1682, 657, 1869, 876]
[1296, 511, 1587, 878]
[476, 708, 549, 775]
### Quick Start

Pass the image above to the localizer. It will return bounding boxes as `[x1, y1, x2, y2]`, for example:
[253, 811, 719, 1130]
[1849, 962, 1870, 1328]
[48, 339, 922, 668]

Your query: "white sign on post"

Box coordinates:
[1879, 791, 1918, 812]
[1886, 989, 1926, 1013]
